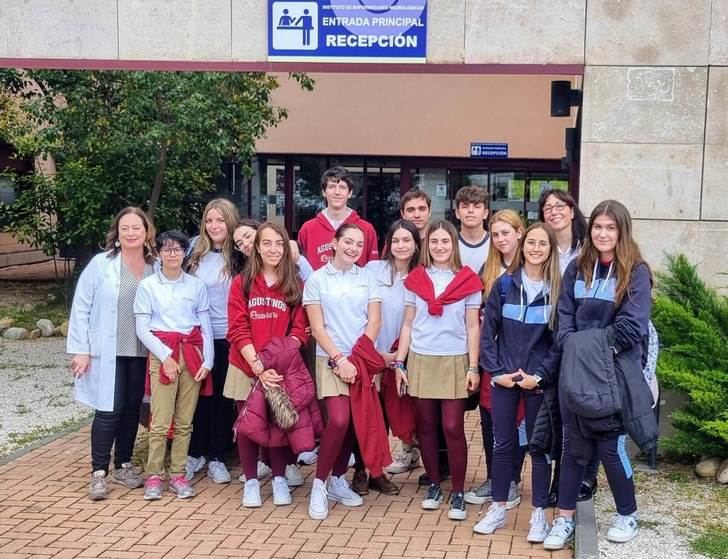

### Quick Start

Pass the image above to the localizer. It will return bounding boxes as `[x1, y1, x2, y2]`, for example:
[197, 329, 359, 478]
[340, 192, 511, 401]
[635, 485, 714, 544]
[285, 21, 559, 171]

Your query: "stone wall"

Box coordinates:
[0, 0, 726, 283]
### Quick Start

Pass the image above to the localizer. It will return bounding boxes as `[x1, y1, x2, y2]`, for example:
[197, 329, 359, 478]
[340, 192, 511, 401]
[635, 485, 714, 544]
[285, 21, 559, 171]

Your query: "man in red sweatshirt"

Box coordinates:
[298, 166, 379, 271]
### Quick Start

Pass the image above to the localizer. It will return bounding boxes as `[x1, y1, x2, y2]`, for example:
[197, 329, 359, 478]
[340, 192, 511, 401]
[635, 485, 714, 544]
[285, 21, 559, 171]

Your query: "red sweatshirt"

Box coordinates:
[227, 274, 309, 376]
[297, 210, 379, 270]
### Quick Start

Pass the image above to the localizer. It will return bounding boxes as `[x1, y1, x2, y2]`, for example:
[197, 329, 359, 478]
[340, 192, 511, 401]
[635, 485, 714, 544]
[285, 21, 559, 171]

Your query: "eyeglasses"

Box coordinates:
[159, 247, 184, 256]
[542, 202, 568, 215]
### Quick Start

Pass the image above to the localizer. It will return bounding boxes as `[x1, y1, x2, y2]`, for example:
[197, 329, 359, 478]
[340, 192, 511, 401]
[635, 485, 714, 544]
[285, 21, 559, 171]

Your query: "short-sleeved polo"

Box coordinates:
[303, 262, 381, 357]
[404, 267, 480, 356]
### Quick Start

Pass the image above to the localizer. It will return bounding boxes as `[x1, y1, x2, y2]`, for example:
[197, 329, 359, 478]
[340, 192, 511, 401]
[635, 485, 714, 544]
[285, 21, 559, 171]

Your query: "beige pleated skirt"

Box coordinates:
[315, 355, 349, 399]
[223, 364, 255, 401]
[406, 352, 468, 400]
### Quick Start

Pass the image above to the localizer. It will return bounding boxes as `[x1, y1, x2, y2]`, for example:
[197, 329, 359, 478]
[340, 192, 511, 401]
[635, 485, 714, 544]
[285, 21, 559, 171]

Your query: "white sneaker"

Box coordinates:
[543, 516, 575, 550]
[298, 448, 319, 465]
[327, 475, 363, 507]
[285, 464, 304, 487]
[473, 503, 507, 534]
[272, 476, 292, 506]
[606, 513, 639, 543]
[238, 461, 273, 483]
[464, 479, 492, 505]
[309, 478, 329, 520]
[207, 460, 232, 484]
[347, 453, 356, 468]
[242, 478, 262, 508]
[527, 507, 549, 543]
[385, 444, 421, 474]
[506, 480, 522, 509]
[185, 455, 206, 481]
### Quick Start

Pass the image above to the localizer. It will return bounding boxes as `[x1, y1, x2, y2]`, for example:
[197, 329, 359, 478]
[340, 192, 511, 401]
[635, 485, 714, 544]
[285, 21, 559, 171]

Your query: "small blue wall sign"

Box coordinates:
[268, 1, 427, 63]
[470, 143, 509, 159]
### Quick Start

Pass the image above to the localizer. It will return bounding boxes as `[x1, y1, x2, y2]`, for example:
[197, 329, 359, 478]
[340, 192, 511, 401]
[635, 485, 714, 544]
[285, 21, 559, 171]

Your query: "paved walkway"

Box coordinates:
[0, 413, 573, 559]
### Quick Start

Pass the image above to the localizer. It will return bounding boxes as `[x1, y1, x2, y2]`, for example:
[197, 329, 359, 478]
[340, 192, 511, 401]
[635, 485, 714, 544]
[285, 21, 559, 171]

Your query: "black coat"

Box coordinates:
[559, 328, 658, 464]
[529, 383, 562, 460]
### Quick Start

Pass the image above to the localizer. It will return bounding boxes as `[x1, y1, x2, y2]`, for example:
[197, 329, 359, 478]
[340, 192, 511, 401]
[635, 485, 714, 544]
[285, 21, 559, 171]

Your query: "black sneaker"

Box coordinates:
[448, 491, 467, 520]
[421, 484, 443, 510]
[577, 478, 598, 502]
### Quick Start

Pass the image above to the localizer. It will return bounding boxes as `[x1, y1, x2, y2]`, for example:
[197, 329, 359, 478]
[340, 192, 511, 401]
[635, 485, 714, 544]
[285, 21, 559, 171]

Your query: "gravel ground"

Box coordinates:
[593, 465, 727, 559]
[0, 336, 91, 456]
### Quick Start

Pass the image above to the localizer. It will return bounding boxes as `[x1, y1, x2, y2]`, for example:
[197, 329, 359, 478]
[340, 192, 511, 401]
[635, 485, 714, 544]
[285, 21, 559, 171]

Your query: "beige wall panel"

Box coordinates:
[709, 0, 728, 64]
[586, 0, 711, 65]
[427, 0, 465, 63]
[582, 66, 707, 144]
[256, 73, 572, 158]
[232, 0, 267, 61]
[632, 219, 698, 271]
[694, 222, 728, 289]
[706, 67, 728, 145]
[2, 0, 118, 59]
[580, 143, 703, 220]
[118, 0, 231, 60]
[701, 144, 728, 221]
[464, 0, 585, 64]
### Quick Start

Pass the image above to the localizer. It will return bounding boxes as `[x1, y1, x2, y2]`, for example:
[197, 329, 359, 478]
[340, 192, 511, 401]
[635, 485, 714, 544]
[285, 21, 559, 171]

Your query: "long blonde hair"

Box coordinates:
[481, 209, 525, 295]
[578, 200, 651, 306]
[186, 198, 240, 279]
[512, 223, 562, 330]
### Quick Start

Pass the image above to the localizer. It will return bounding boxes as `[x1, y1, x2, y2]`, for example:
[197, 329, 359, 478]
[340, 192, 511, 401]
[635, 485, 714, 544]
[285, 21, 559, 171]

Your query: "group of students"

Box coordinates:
[67, 166, 658, 551]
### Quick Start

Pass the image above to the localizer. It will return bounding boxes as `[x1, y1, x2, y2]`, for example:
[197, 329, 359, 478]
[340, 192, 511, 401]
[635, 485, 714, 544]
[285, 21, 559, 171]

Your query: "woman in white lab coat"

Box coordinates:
[67, 207, 156, 501]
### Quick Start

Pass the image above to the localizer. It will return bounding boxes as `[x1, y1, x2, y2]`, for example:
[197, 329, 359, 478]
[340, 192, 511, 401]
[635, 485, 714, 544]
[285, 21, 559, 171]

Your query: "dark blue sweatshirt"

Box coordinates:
[557, 259, 652, 364]
[479, 268, 561, 386]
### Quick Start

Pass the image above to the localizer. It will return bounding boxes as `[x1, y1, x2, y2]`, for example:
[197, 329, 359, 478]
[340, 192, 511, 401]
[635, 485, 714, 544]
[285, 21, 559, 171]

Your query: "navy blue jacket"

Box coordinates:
[479, 268, 561, 386]
[557, 259, 652, 365]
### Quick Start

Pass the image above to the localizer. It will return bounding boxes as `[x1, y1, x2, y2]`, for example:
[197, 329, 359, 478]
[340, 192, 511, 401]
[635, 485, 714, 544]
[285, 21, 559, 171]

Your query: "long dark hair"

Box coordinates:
[537, 189, 587, 250]
[578, 200, 651, 306]
[232, 219, 260, 275]
[382, 220, 421, 283]
[242, 222, 302, 306]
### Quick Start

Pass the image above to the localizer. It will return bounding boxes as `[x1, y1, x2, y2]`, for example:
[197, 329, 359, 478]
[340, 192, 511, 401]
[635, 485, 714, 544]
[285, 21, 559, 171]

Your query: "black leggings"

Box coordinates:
[90, 356, 146, 473]
[188, 339, 235, 462]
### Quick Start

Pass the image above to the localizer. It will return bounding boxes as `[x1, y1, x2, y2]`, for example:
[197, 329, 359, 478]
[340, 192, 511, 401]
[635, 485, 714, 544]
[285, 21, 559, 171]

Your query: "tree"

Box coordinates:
[0, 69, 313, 264]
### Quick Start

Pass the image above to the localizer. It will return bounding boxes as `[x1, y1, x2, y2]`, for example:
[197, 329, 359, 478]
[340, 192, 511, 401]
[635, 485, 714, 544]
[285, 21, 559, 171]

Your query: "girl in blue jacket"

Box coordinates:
[474, 222, 561, 542]
[544, 200, 653, 550]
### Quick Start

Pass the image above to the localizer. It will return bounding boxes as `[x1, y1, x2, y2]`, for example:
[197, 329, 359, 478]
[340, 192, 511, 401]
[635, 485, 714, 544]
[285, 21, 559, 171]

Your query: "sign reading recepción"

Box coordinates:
[470, 143, 509, 159]
[268, 1, 427, 63]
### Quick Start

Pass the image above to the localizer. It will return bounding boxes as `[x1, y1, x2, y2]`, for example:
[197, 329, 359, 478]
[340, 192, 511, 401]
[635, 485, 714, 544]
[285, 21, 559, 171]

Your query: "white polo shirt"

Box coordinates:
[366, 260, 406, 353]
[405, 267, 481, 356]
[458, 232, 490, 274]
[303, 262, 381, 357]
[134, 270, 214, 369]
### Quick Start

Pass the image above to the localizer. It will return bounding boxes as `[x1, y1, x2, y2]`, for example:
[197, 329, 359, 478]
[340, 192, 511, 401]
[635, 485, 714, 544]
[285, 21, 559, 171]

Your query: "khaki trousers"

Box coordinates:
[146, 352, 201, 476]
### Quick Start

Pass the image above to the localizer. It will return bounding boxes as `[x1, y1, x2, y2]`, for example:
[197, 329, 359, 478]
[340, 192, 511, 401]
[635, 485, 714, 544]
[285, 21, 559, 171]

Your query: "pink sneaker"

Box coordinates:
[168, 475, 195, 499]
[144, 475, 163, 500]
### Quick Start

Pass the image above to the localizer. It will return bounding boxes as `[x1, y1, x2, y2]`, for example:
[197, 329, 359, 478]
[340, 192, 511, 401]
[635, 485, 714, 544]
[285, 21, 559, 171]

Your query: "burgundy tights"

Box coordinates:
[414, 398, 467, 492]
[235, 401, 288, 480]
[316, 396, 356, 481]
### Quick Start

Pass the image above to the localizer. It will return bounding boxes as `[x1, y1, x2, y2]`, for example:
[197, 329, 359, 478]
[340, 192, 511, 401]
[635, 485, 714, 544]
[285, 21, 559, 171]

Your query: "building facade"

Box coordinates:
[0, 1, 726, 283]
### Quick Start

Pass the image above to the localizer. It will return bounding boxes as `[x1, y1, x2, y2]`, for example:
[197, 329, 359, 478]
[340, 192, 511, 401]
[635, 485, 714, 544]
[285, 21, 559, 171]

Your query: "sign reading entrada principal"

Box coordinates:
[268, 1, 427, 63]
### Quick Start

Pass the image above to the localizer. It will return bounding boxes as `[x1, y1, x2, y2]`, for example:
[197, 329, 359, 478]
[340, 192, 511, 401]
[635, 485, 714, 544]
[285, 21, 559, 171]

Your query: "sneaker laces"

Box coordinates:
[550, 516, 574, 537]
[170, 475, 188, 487]
[425, 484, 441, 501]
[146, 476, 162, 489]
[612, 513, 636, 531]
[451, 492, 465, 509]
[531, 507, 546, 525]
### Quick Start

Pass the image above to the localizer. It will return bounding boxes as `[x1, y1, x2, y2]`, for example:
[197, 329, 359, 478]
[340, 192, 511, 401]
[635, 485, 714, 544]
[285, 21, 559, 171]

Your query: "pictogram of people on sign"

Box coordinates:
[277, 8, 315, 46]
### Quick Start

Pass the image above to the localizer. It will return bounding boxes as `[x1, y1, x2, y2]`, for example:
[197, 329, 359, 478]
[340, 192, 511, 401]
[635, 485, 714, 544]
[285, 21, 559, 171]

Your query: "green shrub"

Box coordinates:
[652, 254, 728, 458]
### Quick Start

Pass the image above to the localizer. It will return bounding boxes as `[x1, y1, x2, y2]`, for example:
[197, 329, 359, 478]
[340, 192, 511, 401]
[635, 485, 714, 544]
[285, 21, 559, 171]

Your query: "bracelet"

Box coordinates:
[335, 355, 348, 366]
[331, 352, 344, 363]
[467, 366, 479, 374]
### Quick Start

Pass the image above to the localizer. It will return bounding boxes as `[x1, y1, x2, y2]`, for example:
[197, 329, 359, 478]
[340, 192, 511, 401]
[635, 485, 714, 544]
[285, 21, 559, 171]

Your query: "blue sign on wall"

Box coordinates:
[470, 143, 509, 159]
[268, 1, 427, 63]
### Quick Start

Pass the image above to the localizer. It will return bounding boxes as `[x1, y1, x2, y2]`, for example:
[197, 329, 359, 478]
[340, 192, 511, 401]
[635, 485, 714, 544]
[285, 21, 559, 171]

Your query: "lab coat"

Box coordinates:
[67, 251, 129, 412]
